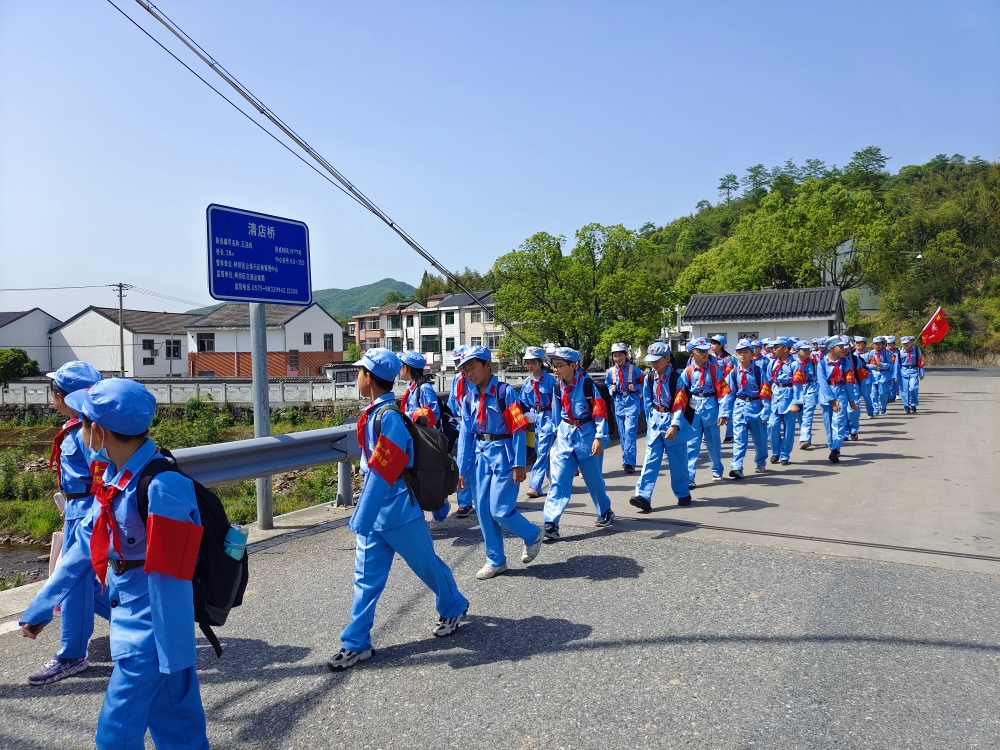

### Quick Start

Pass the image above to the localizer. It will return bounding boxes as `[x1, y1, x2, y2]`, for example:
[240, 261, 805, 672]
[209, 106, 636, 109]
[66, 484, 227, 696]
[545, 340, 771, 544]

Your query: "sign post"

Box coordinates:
[207, 204, 311, 530]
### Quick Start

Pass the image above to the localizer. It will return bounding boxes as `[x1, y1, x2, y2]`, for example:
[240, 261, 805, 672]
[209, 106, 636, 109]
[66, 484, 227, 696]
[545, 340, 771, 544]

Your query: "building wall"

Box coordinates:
[186, 327, 285, 354]
[0, 310, 61, 371]
[283, 305, 343, 352]
[690, 319, 834, 345]
[187, 350, 343, 378]
[50, 311, 130, 375]
[130, 332, 189, 378]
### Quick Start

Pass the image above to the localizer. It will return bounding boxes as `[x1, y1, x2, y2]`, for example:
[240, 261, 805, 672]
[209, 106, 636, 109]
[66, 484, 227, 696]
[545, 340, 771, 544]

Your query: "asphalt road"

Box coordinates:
[1, 368, 999, 749]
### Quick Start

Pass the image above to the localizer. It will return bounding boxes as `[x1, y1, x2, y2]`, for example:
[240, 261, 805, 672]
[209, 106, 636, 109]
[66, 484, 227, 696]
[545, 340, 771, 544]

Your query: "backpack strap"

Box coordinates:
[137, 451, 179, 524]
[373, 402, 418, 506]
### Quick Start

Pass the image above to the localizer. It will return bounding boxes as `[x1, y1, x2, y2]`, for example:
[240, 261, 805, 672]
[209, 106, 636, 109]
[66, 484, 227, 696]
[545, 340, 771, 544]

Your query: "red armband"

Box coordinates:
[672, 389, 689, 413]
[760, 382, 772, 401]
[845, 369, 856, 384]
[792, 368, 806, 386]
[411, 406, 438, 428]
[369, 434, 409, 485]
[590, 397, 608, 421]
[714, 380, 731, 399]
[503, 402, 529, 433]
[144, 514, 203, 581]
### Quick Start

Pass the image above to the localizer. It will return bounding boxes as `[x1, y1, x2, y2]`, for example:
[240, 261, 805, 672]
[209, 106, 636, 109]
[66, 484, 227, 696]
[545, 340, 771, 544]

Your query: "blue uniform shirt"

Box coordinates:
[643, 366, 695, 440]
[455, 376, 528, 478]
[766, 356, 803, 414]
[58, 425, 97, 520]
[720, 362, 772, 421]
[552, 372, 610, 442]
[401, 380, 441, 427]
[817, 355, 854, 404]
[605, 364, 644, 403]
[519, 371, 557, 436]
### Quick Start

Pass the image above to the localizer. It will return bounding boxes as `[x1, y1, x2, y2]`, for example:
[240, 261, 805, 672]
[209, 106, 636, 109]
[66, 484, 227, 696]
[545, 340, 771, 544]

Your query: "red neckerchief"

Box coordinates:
[455, 374, 466, 402]
[90, 470, 133, 589]
[617, 365, 626, 391]
[695, 364, 707, 391]
[561, 371, 582, 426]
[654, 367, 671, 406]
[402, 382, 418, 410]
[739, 365, 749, 392]
[476, 391, 488, 430]
[532, 376, 543, 408]
[826, 356, 842, 385]
[356, 399, 383, 460]
[49, 417, 82, 478]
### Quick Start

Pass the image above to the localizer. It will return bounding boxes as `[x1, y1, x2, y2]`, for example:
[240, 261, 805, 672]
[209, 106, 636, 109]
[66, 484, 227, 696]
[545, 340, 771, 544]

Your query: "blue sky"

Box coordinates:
[1, 0, 998, 320]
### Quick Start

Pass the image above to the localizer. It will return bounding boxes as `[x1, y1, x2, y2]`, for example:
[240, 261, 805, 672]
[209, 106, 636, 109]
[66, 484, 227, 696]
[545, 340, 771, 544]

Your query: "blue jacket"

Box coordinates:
[54, 421, 97, 520]
[816, 356, 854, 405]
[766, 357, 803, 414]
[456, 376, 528, 478]
[351, 393, 422, 537]
[644, 365, 696, 442]
[898, 346, 925, 378]
[867, 348, 894, 380]
[519, 371, 558, 436]
[720, 362, 772, 421]
[401, 380, 441, 427]
[605, 364, 644, 406]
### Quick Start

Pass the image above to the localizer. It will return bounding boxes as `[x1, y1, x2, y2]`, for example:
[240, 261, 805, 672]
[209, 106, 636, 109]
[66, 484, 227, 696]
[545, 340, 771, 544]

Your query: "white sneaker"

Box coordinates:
[476, 563, 508, 580]
[521, 528, 544, 564]
[327, 647, 374, 671]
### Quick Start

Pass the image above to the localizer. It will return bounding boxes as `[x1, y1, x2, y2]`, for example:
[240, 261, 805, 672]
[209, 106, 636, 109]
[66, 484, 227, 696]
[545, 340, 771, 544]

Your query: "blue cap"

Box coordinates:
[355, 347, 402, 382]
[610, 342, 628, 354]
[710, 334, 727, 346]
[751, 339, 762, 348]
[794, 340, 812, 351]
[458, 345, 491, 368]
[64, 378, 156, 435]
[825, 335, 848, 348]
[900, 335, 915, 343]
[873, 335, 885, 343]
[689, 337, 712, 351]
[854, 336, 868, 343]
[550, 346, 580, 363]
[773, 336, 793, 348]
[523, 346, 545, 361]
[46, 361, 101, 394]
[451, 345, 468, 362]
[397, 350, 427, 369]
[886, 335, 897, 343]
[734, 338, 753, 351]
[644, 342, 670, 362]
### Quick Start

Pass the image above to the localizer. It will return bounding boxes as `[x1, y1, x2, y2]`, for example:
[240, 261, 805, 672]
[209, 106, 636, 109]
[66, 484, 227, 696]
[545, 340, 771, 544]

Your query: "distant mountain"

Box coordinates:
[186, 278, 416, 320]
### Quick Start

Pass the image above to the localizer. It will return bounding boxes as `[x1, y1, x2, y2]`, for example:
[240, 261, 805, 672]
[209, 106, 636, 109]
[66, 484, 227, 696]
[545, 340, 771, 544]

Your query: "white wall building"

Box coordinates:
[0, 309, 62, 371]
[50, 307, 201, 377]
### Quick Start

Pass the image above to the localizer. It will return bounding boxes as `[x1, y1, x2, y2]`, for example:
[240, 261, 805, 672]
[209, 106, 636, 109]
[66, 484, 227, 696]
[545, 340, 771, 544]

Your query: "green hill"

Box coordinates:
[187, 278, 416, 320]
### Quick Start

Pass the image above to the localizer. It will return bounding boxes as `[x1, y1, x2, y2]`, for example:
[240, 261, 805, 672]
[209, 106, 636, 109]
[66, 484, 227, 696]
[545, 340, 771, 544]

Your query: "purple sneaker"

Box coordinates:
[28, 656, 89, 685]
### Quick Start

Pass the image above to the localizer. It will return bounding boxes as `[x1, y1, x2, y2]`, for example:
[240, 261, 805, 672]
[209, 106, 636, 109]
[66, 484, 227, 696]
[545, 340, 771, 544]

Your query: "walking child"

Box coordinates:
[398, 350, 449, 522]
[677, 338, 730, 487]
[719, 339, 772, 480]
[792, 341, 819, 450]
[711, 335, 737, 444]
[852, 337, 876, 421]
[519, 346, 557, 498]
[868, 336, 893, 415]
[817, 336, 858, 464]
[897, 336, 924, 413]
[448, 345, 476, 518]
[765, 337, 802, 465]
[604, 343, 644, 474]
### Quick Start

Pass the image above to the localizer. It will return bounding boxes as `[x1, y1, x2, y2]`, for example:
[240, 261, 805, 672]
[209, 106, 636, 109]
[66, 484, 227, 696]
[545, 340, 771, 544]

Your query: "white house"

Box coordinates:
[0, 309, 62, 370]
[50, 307, 202, 377]
[682, 287, 845, 345]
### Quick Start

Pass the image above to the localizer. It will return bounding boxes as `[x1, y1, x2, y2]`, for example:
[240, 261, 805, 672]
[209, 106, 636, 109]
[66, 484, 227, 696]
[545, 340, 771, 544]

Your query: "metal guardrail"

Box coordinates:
[171, 424, 363, 513]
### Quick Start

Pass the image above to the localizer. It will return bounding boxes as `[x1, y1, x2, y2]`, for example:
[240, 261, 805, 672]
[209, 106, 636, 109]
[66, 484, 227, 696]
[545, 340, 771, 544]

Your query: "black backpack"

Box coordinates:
[435, 394, 461, 453]
[374, 403, 459, 512]
[137, 449, 250, 658]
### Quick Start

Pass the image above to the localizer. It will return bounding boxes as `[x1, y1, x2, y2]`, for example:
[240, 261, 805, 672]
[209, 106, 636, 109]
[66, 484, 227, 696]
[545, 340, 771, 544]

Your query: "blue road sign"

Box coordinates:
[206, 204, 312, 305]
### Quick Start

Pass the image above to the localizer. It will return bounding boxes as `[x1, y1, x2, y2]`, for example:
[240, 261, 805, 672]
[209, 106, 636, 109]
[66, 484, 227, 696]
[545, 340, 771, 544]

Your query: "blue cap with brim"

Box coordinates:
[397, 350, 426, 369]
[64, 378, 156, 435]
[610, 343, 628, 354]
[523, 346, 545, 360]
[751, 339, 762, 348]
[355, 347, 402, 382]
[710, 334, 727, 346]
[735, 338, 754, 351]
[458, 345, 492, 368]
[451, 345, 468, 362]
[46, 361, 101, 394]
[644, 342, 670, 362]
[773, 336, 794, 348]
[795, 341, 812, 351]
[900, 335, 915, 343]
[550, 347, 580, 363]
[689, 337, 712, 351]
[854, 336, 868, 343]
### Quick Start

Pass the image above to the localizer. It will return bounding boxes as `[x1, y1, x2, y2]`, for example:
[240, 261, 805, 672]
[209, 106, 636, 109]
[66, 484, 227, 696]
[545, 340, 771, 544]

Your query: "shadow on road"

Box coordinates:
[505, 553, 643, 581]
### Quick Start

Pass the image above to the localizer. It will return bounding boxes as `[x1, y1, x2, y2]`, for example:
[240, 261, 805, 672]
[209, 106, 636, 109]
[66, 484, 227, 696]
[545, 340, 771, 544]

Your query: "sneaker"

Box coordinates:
[729, 469, 744, 480]
[688, 481, 697, 490]
[521, 528, 544, 563]
[476, 563, 508, 580]
[712, 473, 723, 481]
[754, 466, 766, 474]
[629, 495, 653, 513]
[623, 464, 636, 475]
[904, 406, 911, 413]
[850, 433, 859, 441]
[431, 609, 467, 638]
[677, 495, 692, 507]
[723, 436, 734, 444]
[911, 407, 917, 413]
[543, 522, 561, 541]
[800, 442, 812, 450]
[327, 648, 374, 671]
[454, 505, 474, 519]
[829, 450, 840, 464]
[769, 456, 780, 465]
[780, 460, 789, 466]
[595, 509, 615, 528]
[28, 657, 89, 685]
[525, 488, 541, 499]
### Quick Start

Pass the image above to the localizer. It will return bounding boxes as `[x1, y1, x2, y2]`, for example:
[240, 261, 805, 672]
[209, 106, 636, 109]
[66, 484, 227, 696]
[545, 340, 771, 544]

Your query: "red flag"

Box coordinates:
[921, 306, 949, 346]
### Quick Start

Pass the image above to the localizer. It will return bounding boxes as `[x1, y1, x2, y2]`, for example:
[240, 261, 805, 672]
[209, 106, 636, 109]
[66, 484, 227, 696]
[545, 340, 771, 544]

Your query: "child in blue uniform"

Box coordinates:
[867, 336, 893, 415]
[677, 338, 729, 487]
[792, 341, 819, 450]
[605, 343, 644, 474]
[845, 343, 872, 441]
[519, 346, 557, 498]
[630, 342, 695, 511]
[719, 339, 772, 479]
[711, 335, 737, 444]
[817, 336, 857, 464]
[21, 379, 210, 749]
[398, 350, 449, 522]
[765, 337, 802, 465]
[886, 336, 901, 402]
[455, 346, 543, 579]
[897, 336, 924, 413]
[544, 347, 615, 539]
[26, 361, 110, 685]
[331, 349, 469, 669]
[448, 346, 475, 518]
[852, 337, 876, 421]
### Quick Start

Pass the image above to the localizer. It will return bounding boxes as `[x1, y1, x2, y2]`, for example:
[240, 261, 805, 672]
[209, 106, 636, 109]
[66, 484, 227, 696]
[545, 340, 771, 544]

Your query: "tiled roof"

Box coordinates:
[55, 307, 201, 334]
[437, 290, 493, 308]
[186, 303, 328, 329]
[682, 287, 843, 323]
[0, 311, 33, 328]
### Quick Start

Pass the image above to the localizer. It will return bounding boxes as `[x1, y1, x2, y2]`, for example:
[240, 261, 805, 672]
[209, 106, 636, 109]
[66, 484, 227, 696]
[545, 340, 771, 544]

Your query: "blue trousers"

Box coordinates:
[857, 377, 875, 418]
[731, 412, 768, 472]
[635, 429, 690, 501]
[686, 397, 723, 482]
[889, 375, 899, 401]
[613, 400, 640, 467]
[57, 516, 111, 660]
[797, 390, 818, 444]
[342, 516, 468, 651]
[768, 409, 796, 461]
[474, 444, 540, 566]
[725, 418, 734, 441]
[873, 376, 890, 414]
[821, 399, 849, 451]
[529, 427, 555, 494]
[95, 651, 208, 750]
[900, 371, 920, 408]
[545, 431, 612, 525]
[455, 472, 476, 509]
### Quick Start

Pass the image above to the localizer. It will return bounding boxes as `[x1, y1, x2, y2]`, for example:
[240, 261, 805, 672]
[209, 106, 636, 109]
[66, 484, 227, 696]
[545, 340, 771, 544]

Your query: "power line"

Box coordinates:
[118, 0, 526, 346]
[0, 285, 112, 291]
[128, 286, 209, 310]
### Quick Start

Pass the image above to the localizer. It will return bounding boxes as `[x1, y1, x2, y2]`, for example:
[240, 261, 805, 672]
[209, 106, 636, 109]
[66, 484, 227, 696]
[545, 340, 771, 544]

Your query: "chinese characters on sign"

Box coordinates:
[206, 204, 312, 305]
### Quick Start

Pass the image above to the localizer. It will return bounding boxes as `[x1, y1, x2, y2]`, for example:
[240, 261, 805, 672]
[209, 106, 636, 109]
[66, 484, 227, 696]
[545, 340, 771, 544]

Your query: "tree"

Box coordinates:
[717, 173, 739, 204]
[344, 342, 362, 362]
[413, 267, 494, 304]
[741, 164, 770, 200]
[0, 348, 40, 387]
[380, 290, 408, 305]
[492, 224, 669, 367]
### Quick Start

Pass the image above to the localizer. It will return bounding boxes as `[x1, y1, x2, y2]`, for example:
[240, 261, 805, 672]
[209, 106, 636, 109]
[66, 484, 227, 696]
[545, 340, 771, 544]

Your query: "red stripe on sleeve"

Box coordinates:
[503, 402, 529, 433]
[590, 396, 608, 421]
[369, 435, 409, 486]
[144, 514, 203, 581]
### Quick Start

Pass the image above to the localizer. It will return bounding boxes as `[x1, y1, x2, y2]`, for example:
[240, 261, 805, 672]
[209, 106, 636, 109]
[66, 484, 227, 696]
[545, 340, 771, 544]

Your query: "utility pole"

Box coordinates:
[249, 302, 273, 529]
[116, 283, 127, 378]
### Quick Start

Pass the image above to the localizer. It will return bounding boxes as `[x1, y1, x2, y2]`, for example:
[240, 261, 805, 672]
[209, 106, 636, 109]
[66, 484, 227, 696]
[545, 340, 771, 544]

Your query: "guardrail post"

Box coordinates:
[250, 302, 273, 530]
[337, 460, 353, 507]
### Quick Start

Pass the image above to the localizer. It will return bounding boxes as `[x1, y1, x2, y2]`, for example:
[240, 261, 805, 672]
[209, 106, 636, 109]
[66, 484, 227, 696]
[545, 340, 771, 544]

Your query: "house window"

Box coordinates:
[197, 370, 215, 377]
[367, 318, 380, 330]
[471, 336, 482, 347]
[303, 332, 312, 345]
[445, 337, 455, 352]
[197, 333, 215, 352]
[388, 337, 403, 353]
[289, 350, 299, 370]
[142, 357, 155, 366]
[484, 332, 502, 349]
[445, 311, 455, 325]
[323, 333, 334, 351]
[420, 312, 439, 327]
[357, 320, 365, 331]
[406, 315, 414, 327]
[471, 311, 482, 323]
[738, 331, 759, 342]
[420, 335, 440, 353]
[142, 339, 155, 351]
[165, 340, 181, 359]
[386, 315, 401, 330]
[406, 338, 414, 350]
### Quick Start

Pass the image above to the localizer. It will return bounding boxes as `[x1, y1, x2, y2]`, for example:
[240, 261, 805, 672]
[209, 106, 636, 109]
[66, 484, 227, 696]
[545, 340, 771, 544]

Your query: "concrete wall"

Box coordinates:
[0, 310, 61, 371]
[284, 304, 343, 352]
[690, 319, 835, 346]
[130, 332, 189, 378]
